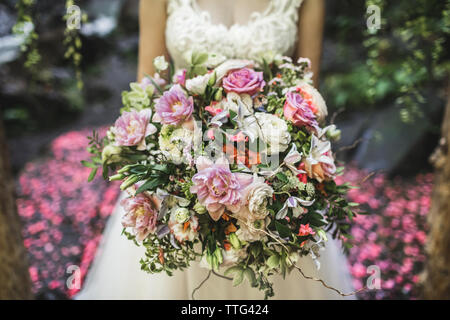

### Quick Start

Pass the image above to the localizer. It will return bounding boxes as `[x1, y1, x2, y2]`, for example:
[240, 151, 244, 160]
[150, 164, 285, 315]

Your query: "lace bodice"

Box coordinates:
[166, 0, 304, 69]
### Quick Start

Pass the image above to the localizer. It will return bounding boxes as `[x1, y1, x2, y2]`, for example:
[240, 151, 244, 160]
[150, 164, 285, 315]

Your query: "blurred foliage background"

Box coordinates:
[1, 0, 449, 174]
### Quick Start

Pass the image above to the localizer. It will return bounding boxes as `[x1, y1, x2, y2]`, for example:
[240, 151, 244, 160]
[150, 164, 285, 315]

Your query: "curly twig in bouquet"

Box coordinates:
[84, 52, 364, 299]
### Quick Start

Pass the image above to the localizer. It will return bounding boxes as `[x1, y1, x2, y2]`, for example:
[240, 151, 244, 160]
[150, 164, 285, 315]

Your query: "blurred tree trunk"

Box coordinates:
[423, 85, 450, 299]
[0, 117, 33, 299]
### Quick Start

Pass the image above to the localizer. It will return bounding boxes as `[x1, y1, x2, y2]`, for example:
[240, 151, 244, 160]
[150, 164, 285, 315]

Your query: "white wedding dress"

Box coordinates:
[77, 0, 355, 300]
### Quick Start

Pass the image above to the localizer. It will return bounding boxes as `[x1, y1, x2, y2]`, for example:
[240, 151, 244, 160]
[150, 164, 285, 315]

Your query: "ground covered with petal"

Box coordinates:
[15, 129, 431, 299]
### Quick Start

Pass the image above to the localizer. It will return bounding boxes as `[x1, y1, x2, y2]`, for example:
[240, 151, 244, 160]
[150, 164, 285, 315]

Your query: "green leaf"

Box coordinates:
[244, 268, 257, 287]
[136, 177, 165, 194]
[275, 221, 292, 239]
[224, 266, 242, 277]
[266, 254, 280, 269]
[81, 160, 96, 168]
[87, 168, 98, 182]
[232, 269, 244, 287]
[276, 172, 288, 183]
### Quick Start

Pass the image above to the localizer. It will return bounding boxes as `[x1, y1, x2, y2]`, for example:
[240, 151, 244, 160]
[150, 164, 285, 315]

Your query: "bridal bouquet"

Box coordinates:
[84, 53, 360, 298]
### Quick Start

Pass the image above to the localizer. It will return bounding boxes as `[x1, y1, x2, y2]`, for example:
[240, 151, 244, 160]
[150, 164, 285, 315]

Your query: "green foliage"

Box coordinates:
[322, 0, 449, 123]
[365, 0, 449, 123]
[13, 0, 86, 88]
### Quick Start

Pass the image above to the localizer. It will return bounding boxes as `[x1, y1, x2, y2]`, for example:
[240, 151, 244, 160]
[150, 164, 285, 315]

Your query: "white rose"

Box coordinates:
[185, 74, 211, 95]
[153, 56, 169, 71]
[244, 113, 291, 154]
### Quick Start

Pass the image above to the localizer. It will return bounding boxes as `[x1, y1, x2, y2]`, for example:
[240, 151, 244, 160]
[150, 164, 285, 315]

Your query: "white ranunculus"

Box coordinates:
[244, 113, 291, 154]
[185, 73, 211, 95]
[245, 176, 274, 220]
[159, 125, 194, 164]
[153, 55, 168, 71]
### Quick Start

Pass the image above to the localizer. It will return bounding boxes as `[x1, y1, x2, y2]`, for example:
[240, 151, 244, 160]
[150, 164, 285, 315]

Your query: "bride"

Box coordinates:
[77, 0, 355, 300]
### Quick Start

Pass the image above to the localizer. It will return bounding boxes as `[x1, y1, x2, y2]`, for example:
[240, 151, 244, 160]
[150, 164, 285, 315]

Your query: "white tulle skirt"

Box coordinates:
[76, 194, 355, 300]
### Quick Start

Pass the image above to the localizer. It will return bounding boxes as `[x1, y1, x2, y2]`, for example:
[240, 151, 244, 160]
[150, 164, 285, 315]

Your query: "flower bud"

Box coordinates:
[120, 175, 140, 190]
[229, 233, 241, 249]
[101, 145, 122, 163]
[326, 125, 341, 141]
[174, 207, 190, 224]
[153, 56, 168, 71]
[208, 72, 217, 87]
[214, 248, 223, 265]
[109, 173, 125, 181]
[214, 87, 223, 101]
[193, 202, 207, 214]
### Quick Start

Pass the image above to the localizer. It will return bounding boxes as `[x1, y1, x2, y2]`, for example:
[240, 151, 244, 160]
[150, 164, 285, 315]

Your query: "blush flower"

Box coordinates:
[154, 84, 194, 125]
[120, 193, 158, 241]
[112, 109, 156, 151]
[295, 82, 328, 122]
[190, 156, 254, 221]
[223, 68, 266, 95]
[283, 91, 319, 131]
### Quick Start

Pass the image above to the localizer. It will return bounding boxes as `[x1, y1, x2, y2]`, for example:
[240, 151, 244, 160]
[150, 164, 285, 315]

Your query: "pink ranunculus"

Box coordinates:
[283, 91, 319, 130]
[190, 156, 253, 221]
[222, 68, 266, 95]
[120, 193, 158, 241]
[154, 84, 194, 125]
[112, 109, 156, 151]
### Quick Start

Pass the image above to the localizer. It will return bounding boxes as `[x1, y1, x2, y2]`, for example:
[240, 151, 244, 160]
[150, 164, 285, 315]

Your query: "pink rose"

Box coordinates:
[283, 91, 319, 130]
[154, 85, 194, 125]
[121, 193, 158, 241]
[190, 156, 254, 221]
[112, 109, 157, 151]
[222, 68, 265, 95]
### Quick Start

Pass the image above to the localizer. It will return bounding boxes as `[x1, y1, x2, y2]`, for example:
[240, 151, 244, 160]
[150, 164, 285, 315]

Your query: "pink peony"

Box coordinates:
[190, 156, 253, 221]
[154, 84, 194, 125]
[283, 91, 319, 130]
[120, 193, 158, 241]
[112, 109, 156, 151]
[222, 68, 265, 95]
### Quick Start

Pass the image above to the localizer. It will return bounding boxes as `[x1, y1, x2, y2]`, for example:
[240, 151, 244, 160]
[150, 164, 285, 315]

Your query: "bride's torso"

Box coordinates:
[166, 0, 304, 69]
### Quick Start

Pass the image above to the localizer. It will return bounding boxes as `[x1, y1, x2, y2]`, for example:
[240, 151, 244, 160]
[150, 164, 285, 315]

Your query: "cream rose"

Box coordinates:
[244, 112, 291, 154]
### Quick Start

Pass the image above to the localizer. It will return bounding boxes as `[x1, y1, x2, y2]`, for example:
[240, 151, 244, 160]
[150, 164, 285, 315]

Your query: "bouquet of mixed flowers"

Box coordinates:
[84, 53, 360, 298]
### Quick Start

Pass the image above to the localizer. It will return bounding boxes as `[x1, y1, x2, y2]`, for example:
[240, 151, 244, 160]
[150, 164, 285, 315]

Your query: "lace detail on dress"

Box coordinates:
[166, 0, 304, 69]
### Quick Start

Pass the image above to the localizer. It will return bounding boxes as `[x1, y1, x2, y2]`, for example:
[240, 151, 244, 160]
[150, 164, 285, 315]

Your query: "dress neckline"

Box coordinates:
[190, 0, 274, 32]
